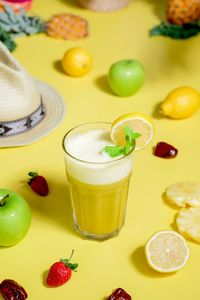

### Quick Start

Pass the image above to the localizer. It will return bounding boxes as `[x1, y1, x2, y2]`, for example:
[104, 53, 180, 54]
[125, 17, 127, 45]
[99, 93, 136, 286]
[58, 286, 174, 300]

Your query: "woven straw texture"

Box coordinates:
[77, 0, 130, 11]
[0, 42, 66, 147]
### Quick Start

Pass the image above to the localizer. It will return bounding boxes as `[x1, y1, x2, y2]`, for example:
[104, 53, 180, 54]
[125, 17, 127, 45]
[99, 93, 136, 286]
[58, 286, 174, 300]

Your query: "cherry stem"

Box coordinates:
[0, 194, 9, 206]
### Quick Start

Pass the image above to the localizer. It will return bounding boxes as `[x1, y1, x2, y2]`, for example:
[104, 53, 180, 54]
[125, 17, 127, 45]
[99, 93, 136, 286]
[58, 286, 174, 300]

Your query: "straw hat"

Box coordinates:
[0, 42, 66, 147]
[77, 0, 130, 12]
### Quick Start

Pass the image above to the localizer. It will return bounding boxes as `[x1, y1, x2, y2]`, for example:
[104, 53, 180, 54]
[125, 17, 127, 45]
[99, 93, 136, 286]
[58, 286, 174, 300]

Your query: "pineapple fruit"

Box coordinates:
[166, 182, 200, 208]
[0, 4, 45, 51]
[0, 4, 45, 37]
[46, 13, 88, 40]
[176, 207, 200, 243]
[150, 0, 200, 39]
[165, 182, 200, 243]
[0, 4, 90, 51]
[167, 0, 200, 25]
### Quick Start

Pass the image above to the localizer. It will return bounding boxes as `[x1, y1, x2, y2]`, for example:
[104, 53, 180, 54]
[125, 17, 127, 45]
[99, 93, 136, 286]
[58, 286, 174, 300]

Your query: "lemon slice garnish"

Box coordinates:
[110, 112, 154, 150]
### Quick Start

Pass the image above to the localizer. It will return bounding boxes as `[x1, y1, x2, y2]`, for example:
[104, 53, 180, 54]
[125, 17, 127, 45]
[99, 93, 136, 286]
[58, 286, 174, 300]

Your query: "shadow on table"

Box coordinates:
[131, 246, 176, 278]
[21, 178, 76, 238]
[57, 0, 78, 9]
[94, 75, 113, 95]
[53, 60, 66, 75]
[152, 101, 164, 120]
[134, 0, 167, 20]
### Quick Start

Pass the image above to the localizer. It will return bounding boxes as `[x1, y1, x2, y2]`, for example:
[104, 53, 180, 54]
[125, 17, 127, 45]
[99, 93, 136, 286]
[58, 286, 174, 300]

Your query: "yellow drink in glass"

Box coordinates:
[62, 122, 133, 241]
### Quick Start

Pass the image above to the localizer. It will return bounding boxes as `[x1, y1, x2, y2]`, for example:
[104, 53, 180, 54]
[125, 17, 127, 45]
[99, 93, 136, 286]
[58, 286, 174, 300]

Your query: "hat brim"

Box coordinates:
[0, 79, 66, 148]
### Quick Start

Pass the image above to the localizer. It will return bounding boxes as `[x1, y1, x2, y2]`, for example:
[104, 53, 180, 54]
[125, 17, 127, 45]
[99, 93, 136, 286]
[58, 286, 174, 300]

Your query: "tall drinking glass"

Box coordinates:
[62, 122, 134, 241]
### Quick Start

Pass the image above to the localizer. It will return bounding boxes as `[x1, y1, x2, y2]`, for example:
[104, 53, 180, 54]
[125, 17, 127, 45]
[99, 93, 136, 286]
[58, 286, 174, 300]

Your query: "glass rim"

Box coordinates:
[62, 121, 134, 165]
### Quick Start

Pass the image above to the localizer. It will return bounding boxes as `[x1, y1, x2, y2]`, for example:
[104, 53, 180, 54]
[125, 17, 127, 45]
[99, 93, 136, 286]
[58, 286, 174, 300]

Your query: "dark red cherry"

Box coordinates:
[0, 279, 27, 300]
[154, 142, 178, 158]
[107, 288, 132, 300]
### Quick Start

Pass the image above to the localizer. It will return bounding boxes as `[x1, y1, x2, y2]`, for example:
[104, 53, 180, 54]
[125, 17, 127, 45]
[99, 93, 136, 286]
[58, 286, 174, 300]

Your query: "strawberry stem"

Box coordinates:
[28, 171, 38, 178]
[28, 172, 38, 185]
[0, 194, 9, 206]
[60, 250, 78, 271]
[68, 249, 74, 262]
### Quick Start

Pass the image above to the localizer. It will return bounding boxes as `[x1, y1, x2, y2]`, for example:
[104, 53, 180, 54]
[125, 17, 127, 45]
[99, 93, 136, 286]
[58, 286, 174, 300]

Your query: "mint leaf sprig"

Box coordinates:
[103, 126, 141, 158]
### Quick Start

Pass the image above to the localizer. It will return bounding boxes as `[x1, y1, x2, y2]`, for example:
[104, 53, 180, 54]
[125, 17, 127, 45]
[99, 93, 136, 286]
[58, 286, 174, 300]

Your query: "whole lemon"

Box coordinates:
[62, 47, 92, 77]
[160, 87, 200, 119]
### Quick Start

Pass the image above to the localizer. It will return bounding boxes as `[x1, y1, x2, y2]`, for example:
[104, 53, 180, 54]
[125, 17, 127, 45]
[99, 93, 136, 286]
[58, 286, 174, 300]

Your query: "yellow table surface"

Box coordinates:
[1, 0, 200, 299]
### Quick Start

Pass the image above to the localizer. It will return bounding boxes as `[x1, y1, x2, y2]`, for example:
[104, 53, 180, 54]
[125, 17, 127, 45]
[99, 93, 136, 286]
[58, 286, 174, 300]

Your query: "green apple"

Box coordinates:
[108, 59, 145, 97]
[0, 189, 31, 247]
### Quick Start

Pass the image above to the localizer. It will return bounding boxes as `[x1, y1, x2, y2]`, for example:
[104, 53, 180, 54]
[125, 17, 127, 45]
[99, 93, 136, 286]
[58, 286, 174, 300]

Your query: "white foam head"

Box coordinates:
[63, 123, 133, 185]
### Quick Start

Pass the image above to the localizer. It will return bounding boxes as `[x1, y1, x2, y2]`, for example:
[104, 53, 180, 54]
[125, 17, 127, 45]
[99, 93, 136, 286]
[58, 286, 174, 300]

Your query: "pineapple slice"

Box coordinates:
[165, 182, 200, 207]
[176, 207, 200, 243]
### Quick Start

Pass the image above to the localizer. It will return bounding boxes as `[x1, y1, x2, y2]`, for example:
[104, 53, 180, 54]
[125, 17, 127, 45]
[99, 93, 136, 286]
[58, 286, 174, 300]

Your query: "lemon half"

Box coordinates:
[111, 112, 154, 150]
[145, 230, 190, 273]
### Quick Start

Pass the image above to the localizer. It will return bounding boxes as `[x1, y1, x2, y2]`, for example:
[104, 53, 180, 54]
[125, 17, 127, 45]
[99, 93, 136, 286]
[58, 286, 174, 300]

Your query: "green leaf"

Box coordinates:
[5, 4, 17, 23]
[149, 21, 200, 39]
[132, 132, 141, 139]
[123, 143, 131, 155]
[0, 26, 16, 51]
[67, 263, 78, 271]
[60, 253, 78, 272]
[0, 12, 10, 24]
[0, 4, 45, 36]
[103, 145, 123, 157]
[103, 126, 140, 158]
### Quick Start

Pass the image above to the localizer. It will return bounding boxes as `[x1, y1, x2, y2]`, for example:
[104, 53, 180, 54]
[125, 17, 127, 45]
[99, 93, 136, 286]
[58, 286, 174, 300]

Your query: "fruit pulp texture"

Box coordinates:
[67, 173, 131, 236]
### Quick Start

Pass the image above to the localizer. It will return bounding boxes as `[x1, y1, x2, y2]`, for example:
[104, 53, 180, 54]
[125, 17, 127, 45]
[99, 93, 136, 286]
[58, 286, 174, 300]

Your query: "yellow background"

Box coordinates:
[1, 0, 200, 299]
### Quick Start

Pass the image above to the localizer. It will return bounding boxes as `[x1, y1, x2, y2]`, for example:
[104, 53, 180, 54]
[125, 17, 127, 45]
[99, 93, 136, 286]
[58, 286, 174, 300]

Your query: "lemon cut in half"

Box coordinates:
[145, 230, 189, 273]
[111, 112, 154, 150]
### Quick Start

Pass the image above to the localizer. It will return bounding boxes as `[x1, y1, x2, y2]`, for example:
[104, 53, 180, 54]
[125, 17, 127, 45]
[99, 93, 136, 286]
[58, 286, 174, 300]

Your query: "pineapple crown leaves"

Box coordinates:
[149, 21, 200, 39]
[59, 250, 78, 272]
[0, 25, 16, 51]
[0, 4, 45, 37]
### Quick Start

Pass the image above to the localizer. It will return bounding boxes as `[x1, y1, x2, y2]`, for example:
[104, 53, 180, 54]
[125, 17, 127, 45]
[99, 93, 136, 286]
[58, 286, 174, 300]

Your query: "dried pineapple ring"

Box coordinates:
[176, 207, 200, 243]
[165, 182, 200, 208]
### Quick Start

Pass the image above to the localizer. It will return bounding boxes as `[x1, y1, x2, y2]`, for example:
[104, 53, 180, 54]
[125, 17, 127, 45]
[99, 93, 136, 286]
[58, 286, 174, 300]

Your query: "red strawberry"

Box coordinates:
[46, 250, 78, 287]
[28, 171, 49, 196]
[107, 288, 132, 300]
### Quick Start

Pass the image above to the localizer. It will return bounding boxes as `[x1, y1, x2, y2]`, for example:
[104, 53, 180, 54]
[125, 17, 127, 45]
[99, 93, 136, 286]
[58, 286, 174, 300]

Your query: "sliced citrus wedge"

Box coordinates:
[166, 182, 200, 208]
[145, 230, 189, 273]
[110, 112, 154, 150]
[176, 207, 200, 243]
